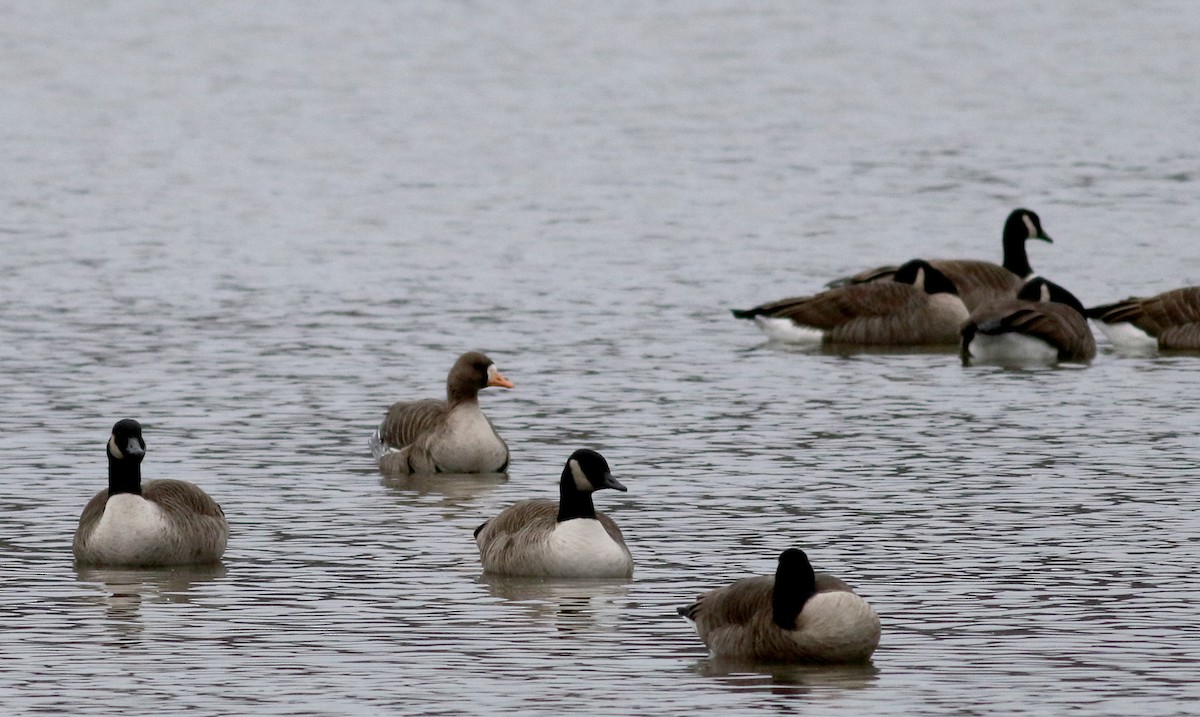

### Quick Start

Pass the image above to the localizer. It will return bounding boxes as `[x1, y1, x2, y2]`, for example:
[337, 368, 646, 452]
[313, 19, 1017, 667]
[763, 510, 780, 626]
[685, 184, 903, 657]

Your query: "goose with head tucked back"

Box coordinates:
[474, 449, 633, 578]
[961, 277, 1096, 366]
[731, 259, 969, 346]
[828, 208, 1053, 311]
[73, 419, 228, 567]
[370, 351, 514, 474]
[1085, 286, 1200, 351]
[678, 549, 880, 664]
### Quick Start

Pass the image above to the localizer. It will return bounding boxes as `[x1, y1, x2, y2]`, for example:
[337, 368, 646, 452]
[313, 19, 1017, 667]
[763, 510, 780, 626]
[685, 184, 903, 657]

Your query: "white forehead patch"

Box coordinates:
[108, 435, 123, 459]
[487, 364, 500, 381]
[569, 459, 592, 492]
[1022, 213, 1038, 239]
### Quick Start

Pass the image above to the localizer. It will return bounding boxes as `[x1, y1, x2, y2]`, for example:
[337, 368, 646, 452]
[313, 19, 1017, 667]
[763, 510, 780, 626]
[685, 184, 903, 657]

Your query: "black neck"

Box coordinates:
[1001, 224, 1035, 278]
[772, 560, 817, 629]
[557, 466, 597, 522]
[107, 454, 143, 496]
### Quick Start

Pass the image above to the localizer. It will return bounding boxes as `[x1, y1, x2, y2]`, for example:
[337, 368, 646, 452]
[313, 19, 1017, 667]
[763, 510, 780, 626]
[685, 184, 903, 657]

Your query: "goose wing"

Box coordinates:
[143, 480, 226, 519]
[678, 576, 773, 624]
[743, 282, 925, 326]
[72, 489, 110, 551]
[929, 260, 1022, 310]
[377, 399, 448, 449]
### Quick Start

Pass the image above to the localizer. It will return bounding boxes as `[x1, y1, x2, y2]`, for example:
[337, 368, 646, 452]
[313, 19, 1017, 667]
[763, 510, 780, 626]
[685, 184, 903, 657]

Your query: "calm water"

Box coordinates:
[3, 1, 1200, 715]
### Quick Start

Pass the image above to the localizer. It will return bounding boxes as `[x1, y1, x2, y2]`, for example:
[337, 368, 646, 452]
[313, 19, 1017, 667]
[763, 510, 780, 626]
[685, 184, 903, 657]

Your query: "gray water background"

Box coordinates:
[2, 1, 1200, 715]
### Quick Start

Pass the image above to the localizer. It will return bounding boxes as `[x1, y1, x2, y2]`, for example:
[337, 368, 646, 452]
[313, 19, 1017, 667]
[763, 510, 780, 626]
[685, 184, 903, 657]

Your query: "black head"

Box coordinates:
[107, 419, 146, 464]
[893, 259, 958, 296]
[1005, 208, 1052, 244]
[1017, 277, 1086, 314]
[562, 449, 627, 494]
[773, 548, 818, 630]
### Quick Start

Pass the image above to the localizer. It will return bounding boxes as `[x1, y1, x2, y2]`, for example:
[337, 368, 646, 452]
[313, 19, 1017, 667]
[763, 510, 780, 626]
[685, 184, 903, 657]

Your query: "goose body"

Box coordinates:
[73, 420, 228, 567]
[961, 277, 1096, 366]
[829, 208, 1053, 311]
[370, 351, 513, 474]
[678, 549, 879, 664]
[732, 259, 969, 346]
[475, 449, 633, 578]
[1085, 287, 1200, 350]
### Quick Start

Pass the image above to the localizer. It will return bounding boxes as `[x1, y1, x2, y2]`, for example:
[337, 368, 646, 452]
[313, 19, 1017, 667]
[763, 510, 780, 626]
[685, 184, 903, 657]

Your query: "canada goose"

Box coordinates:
[731, 259, 969, 345]
[829, 208, 1053, 311]
[961, 277, 1096, 366]
[73, 419, 228, 567]
[370, 351, 514, 474]
[1085, 286, 1200, 350]
[678, 549, 880, 664]
[474, 449, 633, 578]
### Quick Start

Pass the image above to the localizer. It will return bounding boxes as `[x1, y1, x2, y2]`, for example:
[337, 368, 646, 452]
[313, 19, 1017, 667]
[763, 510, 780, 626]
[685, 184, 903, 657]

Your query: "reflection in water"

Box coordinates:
[479, 574, 631, 634]
[379, 470, 508, 500]
[692, 657, 880, 695]
[74, 564, 228, 645]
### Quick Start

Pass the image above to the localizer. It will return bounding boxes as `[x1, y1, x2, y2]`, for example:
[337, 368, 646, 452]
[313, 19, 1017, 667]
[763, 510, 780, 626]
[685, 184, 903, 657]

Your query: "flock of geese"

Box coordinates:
[70, 208, 1198, 665]
[733, 208, 1200, 363]
[71, 350, 880, 664]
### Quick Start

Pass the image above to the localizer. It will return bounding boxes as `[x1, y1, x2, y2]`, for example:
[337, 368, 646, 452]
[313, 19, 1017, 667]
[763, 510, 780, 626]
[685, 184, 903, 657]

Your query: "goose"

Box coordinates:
[73, 419, 228, 567]
[1085, 286, 1200, 350]
[370, 351, 514, 474]
[961, 277, 1096, 366]
[474, 449, 633, 578]
[829, 208, 1053, 311]
[678, 549, 880, 664]
[731, 259, 969, 345]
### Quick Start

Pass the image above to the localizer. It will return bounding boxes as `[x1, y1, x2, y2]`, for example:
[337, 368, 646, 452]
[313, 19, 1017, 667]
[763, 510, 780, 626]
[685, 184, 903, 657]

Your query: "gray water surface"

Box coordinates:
[3, 2, 1200, 715]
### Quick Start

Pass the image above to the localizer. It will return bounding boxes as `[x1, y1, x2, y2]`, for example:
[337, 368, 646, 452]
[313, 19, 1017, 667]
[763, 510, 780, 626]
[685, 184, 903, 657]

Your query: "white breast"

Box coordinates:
[967, 333, 1059, 366]
[88, 494, 172, 564]
[431, 404, 507, 472]
[543, 519, 632, 578]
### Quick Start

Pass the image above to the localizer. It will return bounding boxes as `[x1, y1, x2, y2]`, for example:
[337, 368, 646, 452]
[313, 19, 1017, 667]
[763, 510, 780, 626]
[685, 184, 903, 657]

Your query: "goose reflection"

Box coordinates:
[379, 469, 508, 503]
[478, 574, 630, 634]
[75, 563, 227, 644]
[690, 656, 880, 695]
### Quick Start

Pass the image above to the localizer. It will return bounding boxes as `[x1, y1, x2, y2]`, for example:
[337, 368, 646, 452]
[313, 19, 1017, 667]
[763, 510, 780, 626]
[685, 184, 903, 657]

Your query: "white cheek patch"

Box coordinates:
[1022, 214, 1038, 239]
[1039, 284, 1052, 303]
[914, 267, 926, 291]
[108, 435, 123, 459]
[569, 459, 592, 492]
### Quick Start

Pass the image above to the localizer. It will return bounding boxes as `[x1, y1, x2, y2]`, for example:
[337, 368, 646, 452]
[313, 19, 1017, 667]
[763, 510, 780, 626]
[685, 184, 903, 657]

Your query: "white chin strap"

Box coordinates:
[569, 459, 592, 492]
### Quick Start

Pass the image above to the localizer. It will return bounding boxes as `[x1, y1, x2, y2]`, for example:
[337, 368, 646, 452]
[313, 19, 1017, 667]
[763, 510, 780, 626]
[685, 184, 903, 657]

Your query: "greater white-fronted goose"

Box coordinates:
[678, 549, 880, 664]
[370, 351, 514, 474]
[1085, 286, 1200, 350]
[829, 208, 1053, 310]
[73, 419, 228, 567]
[474, 449, 633, 579]
[961, 277, 1096, 366]
[731, 259, 969, 345]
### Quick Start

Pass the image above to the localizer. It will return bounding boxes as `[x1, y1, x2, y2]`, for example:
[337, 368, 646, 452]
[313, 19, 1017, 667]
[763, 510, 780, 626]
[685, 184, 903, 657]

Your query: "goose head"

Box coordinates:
[107, 419, 146, 464]
[106, 419, 146, 496]
[893, 260, 959, 296]
[1017, 277, 1087, 315]
[1001, 208, 1053, 278]
[772, 548, 818, 630]
[447, 351, 514, 403]
[557, 449, 627, 522]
